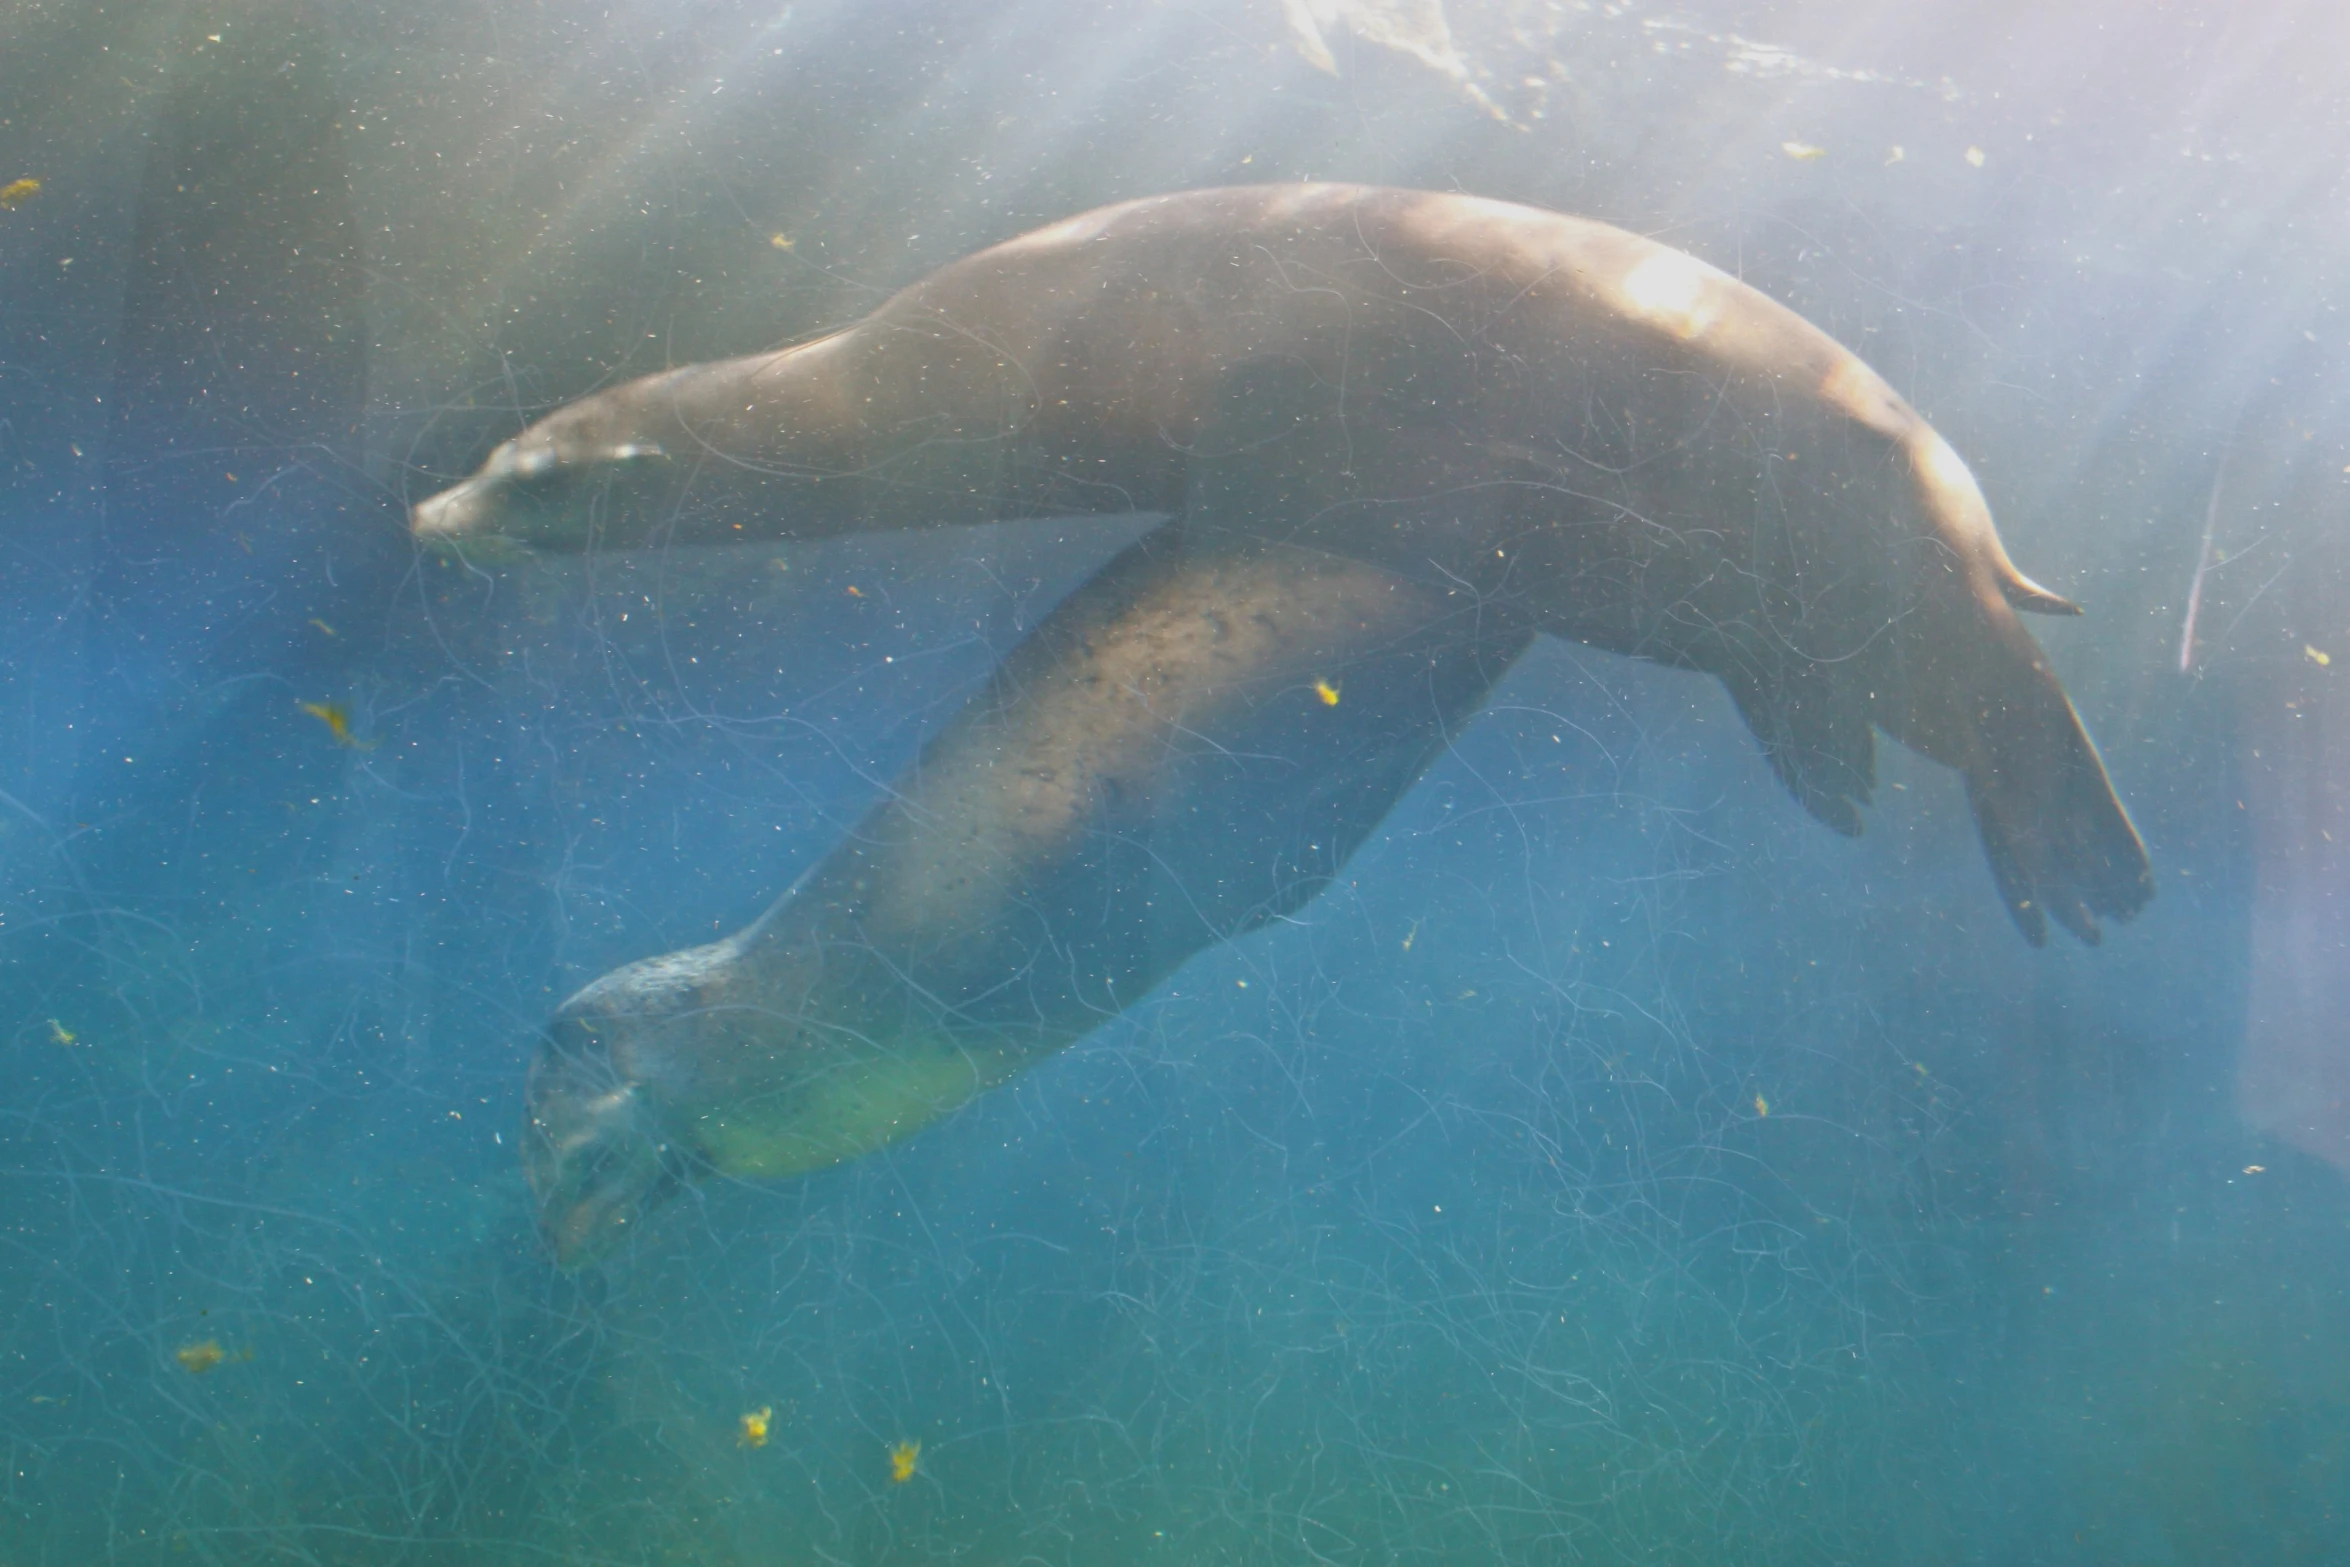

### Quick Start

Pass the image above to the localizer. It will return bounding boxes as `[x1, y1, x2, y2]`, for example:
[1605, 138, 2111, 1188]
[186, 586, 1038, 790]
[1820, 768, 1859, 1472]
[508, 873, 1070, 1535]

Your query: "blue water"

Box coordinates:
[2, 1, 2347, 1561]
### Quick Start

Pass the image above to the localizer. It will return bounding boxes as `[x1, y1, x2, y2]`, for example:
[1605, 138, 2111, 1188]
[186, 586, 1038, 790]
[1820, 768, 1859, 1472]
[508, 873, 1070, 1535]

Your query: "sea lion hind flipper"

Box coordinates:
[1719, 663, 1877, 838]
[1967, 780, 2054, 946]
[1959, 681, 2153, 947]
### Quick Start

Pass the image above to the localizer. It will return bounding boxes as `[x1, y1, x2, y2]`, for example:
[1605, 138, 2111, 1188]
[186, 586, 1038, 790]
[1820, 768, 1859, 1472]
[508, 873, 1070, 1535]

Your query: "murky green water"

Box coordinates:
[1, 2, 2346, 1562]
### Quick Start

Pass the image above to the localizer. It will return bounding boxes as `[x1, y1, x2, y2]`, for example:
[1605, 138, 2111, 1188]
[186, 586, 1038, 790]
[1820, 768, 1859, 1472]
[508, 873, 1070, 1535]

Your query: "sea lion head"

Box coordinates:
[521, 924, 1015, 1267]
[521, 938, 749, 1267]
[523, 1012, 701, 1268]
[411, 415, 672, 553]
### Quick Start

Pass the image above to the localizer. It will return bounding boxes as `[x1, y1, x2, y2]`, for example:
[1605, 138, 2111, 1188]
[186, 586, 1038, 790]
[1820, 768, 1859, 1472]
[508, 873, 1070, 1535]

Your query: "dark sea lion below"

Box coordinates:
[411, 183, 2152, 1266]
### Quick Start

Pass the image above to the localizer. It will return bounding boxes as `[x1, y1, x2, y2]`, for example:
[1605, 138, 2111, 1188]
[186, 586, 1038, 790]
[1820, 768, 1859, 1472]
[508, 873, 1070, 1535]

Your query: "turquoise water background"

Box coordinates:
[2, 1, 2348, 1561]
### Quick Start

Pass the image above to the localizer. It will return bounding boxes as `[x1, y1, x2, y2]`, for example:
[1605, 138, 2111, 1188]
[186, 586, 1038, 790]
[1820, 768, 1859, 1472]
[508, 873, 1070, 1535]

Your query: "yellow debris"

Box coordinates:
[297, 700, 377, 749]
[738, 1406, 772, 1448]
[176, 1340, 226, 1374]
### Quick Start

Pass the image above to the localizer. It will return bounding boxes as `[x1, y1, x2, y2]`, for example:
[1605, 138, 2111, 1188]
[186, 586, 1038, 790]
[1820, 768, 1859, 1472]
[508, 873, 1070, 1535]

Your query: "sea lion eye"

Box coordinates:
[542, 1015, 601, 1060]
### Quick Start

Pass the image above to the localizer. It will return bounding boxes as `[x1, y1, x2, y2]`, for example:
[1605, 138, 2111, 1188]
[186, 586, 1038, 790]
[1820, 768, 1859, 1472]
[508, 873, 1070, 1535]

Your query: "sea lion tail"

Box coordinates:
[1907, 430, 2084, 621]
[1998, 566, 2082, 618]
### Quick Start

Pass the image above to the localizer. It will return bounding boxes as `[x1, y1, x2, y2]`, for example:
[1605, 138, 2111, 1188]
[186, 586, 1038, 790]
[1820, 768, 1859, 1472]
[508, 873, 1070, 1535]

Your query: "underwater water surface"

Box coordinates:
[2, 1, 2349, 1563]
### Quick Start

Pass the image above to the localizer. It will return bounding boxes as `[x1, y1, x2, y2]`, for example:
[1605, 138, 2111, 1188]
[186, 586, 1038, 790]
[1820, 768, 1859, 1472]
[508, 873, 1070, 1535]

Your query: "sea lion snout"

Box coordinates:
[410, 437, 561, 538]
[408, 472, 495, 539]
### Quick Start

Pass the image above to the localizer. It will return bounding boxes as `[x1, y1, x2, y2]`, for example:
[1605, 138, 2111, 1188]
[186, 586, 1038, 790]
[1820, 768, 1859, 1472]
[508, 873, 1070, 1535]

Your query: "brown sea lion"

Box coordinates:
[411, 184, 2151, 1266]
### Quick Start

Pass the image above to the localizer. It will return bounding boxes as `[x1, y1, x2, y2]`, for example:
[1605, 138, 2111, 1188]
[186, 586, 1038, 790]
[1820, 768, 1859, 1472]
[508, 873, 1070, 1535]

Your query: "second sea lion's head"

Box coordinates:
[523, 1013, 701, 1269]
[520, 924, 1014, 1268]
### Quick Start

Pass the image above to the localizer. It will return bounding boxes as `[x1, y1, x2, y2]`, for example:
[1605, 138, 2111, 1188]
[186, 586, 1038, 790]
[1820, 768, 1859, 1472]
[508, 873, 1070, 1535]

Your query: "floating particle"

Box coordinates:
[1753, 1093, 1770, 1117]
[1965, 146, 1987, 167]
[738, 1406, 772, 1448]
[1400, 920, 1419, 952]
[889, 1439, 921, 1483]
[46, 1019, 74, 1046]
[2306, 644, 2331, 667]
[1886, 145, 1906, 164]
[2243, 1164, 2266, 1175]
[770, 233, 794, 250]
[297, 700, 376, 749]
[176, 1340, 226, 1374]
[0, 177, 40, 209]
[1312, 677, 1341, 706]
[309, 618, 337, 637]
[1780, 141, 1826, 161]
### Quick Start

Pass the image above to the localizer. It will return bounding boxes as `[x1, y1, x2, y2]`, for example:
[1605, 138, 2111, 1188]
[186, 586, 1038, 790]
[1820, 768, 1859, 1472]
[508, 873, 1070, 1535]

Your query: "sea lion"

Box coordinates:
[412, 184, 2152, 1265]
